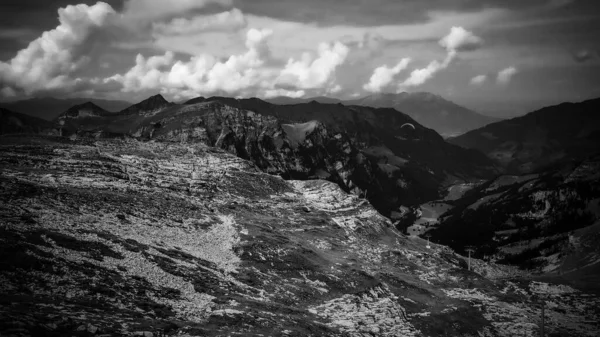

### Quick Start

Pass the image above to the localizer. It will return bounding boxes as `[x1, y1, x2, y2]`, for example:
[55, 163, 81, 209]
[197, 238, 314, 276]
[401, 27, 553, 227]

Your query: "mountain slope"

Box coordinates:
[424, 154, 600, 290]
[347, 92, 501, 138]
[0, 108, 56, 135]
[448, 97, 600, 174]
[0, 97, 131, 121]
[1, 135, 598, 336]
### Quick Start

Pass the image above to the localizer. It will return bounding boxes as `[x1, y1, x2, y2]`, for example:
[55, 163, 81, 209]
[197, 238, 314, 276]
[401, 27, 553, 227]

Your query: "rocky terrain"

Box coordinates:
[448, 97, 600, 174]
[51, 95, 498, 216]
[1, 135, 599, 336]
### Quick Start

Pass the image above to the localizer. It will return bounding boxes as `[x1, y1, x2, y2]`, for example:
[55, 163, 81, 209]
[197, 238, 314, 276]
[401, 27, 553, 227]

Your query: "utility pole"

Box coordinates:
[465, 246, 475, 271]
[540, 300, 545, 337]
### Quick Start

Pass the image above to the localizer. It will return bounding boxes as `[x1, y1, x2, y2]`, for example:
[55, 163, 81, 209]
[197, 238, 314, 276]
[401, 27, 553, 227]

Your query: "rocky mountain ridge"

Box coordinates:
[45, 95, 498, 216]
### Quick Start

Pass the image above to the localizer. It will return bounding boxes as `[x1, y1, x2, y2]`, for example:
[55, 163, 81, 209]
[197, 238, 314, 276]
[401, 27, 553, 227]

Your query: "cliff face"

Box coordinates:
[0, 135, 598, 336]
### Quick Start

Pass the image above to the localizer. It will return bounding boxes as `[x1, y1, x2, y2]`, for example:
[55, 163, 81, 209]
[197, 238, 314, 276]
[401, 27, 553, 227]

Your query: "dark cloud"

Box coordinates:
[572, 49, 598, 63]
[233, 0, 589, 27]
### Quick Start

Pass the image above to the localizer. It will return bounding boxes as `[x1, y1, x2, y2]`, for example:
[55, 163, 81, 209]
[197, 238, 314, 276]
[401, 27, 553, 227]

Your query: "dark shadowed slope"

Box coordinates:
[0, 108, 56, 135]
[0, 97, 132, 121]
[346, 92, 501, 138]
[427, 154, 600, 291]
[448, 97, 600, 174]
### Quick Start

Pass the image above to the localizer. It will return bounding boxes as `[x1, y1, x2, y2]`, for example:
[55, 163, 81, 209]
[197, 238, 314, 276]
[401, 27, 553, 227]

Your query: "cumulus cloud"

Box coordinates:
[439, 26, 483, 52]
[496, 66, 518, 85]
[263, 88, 306, 98]
[152, 8, 247, 36]
[0, 2, 116, 95]
[122, 0, 233, 22]
[399, 52, 455, 88]
[107, 28, 274, 97]
[397, 26, 482, 89]
[470, 74, 487, 85]
[276, 41, 349, 90]
[363, 58, 411, 92]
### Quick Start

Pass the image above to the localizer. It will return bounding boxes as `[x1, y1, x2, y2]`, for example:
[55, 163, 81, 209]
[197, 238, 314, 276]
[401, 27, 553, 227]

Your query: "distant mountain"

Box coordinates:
[56, 102, 112, 120]
[0, 97, 132, 121]
[266, 96, 342, 105]
[345, 92, 501, 138]
[448, 97, 600, 174]
[0, 108, 56, 135]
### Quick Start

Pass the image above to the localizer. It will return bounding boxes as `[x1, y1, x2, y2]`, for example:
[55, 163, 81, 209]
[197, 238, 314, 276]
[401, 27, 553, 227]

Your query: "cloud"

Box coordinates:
[107, 28, 274, 97]
[263, 88, 306, 98]
[398, 26, 482, 88]
[152, 8, 247, 36]
[496, 66, 518, 84]
[470, 74, 487, 85]
[276, 41, 349, 90]
[0, 2, 116, 95]
[363, 58, 411, 92]
[439, 26, 483, 52]
[572, 49, 597, 63]
[122, 0, 233, 22]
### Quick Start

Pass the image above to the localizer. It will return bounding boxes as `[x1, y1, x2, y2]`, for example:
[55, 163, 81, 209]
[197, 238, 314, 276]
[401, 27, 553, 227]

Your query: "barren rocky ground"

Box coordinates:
[1, 135, 598, 336]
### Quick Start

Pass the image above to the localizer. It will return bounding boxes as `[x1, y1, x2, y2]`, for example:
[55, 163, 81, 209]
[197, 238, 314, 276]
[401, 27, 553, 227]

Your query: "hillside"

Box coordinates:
[1, 135, 598, 336]
[422, 154, 600, 291]
[448, 97, 600, 174]
[0, 108, 57, 135]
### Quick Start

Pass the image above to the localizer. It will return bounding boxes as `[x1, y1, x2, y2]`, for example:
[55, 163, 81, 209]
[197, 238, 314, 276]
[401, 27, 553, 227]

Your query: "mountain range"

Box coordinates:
[43, 94, 498, 216]
[267, 92, 502, 138]
[1, 93, 600, 336]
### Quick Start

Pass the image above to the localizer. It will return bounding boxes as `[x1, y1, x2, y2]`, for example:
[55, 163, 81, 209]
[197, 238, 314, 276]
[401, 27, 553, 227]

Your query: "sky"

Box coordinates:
[0, 0, 599, 117]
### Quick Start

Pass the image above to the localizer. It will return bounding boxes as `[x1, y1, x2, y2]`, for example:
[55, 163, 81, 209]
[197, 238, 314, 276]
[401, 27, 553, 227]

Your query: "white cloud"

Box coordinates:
[439, 26, 483, 52]
[399, 51, 455, 88]
[108, 28, 274, 96]
[0, 2, 116, 95]
[276, 42, 349, 90]
[363, 58, 411, 92]
[122, 0, 233, 22]
[397, 26, 482, 89]
[496, 66, 518, 85]
[470, 74, 487, 85]
[152, 8, 246, 36]
[263, 88, 306, 98]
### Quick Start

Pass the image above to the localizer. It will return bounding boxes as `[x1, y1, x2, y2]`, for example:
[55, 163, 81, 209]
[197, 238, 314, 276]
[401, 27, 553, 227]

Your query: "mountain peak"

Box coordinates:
[120, 94, 172, 115]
